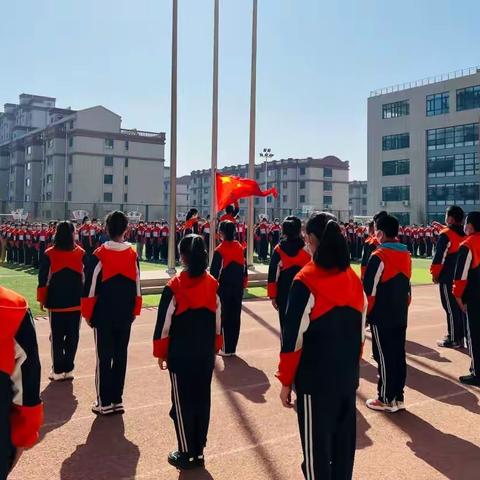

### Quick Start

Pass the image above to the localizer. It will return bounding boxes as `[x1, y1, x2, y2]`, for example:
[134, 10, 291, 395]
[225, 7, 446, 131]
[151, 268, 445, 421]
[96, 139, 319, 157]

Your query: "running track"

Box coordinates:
[10, 285, 480, 480]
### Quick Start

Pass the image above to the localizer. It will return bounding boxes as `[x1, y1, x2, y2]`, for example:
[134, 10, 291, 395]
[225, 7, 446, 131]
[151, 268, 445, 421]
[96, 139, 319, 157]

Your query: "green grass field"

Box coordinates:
[0, 258, 433, 317]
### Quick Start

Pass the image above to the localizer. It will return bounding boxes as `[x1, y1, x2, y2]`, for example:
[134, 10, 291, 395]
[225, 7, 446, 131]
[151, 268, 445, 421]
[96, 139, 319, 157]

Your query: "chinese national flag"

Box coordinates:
[216, 173, 278, 211]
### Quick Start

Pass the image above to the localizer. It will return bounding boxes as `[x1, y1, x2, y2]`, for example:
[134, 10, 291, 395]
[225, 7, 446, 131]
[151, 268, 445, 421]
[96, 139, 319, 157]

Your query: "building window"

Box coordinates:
[25, 194, 30, 202]
[47, 138, 54, 148]
[382, 100, 409, 119]
[391, 212, 410, 226]
[282, 181, 288, 188]
[69, 120, 74, 129]
[382, 133, 410, 151]
[255, 171, 260, 180]
[267, 196, 272, 203]
[428, 182, 479, 206]
[25, 178, 31, 187]
[104, 192, 113, 203]
[299, 181, 306, 189]
[124, 158, 129, 168]
[299, 195, 306, 203]
[426, 92, 449, 116]
[124, 176, 128, 185]
[427, 123, 479, 150]
[68, 136, 74, 147]
[382, 186, 410, 201]
[68, 173, 72, 184]
[47, 157, 52, 167]
[323, 167, 332, 177]
[10, 166, 14, 174]
[104, 156, 114, 167]
[124, 193, 128, 203]
[427, 152, 479, 178]
[283, 168, 288, 175]
[300, 167, 306, 175]
[26, 162, 31, 171]
[46, 174, 53, 184]
[105, 139, 114, 149]
[26, 146, 32, 155]
[68, 155, 73, 166]
[457, 85, 480, 111]
[323, 195, 332, 205]
[67, 192, 72, 201]
[104, 174, 113, 184]
[324, 181, 333, 191]
[125, 140, 129, 151]
[362, 186, 367, 195]
[46, 192, 52, 200]
[382, 159, 410, 176]
[362, 198, 367, 206]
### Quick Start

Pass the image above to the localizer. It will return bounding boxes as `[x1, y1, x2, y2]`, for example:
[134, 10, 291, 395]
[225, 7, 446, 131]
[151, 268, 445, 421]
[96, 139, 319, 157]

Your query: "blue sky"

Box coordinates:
[1, 0, 479, 179]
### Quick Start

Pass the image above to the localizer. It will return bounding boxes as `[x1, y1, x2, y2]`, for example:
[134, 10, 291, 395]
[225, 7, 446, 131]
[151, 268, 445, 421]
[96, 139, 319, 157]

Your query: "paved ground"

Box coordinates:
[10, 284, 480, 480]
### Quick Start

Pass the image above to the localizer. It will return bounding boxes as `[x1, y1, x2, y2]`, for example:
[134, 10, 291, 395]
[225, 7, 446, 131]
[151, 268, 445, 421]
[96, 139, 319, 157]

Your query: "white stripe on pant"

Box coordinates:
[466, 309, 476, 376]
[303, 394, 315, 480]
[171, 372, 188, 453]
[443, 284, 455, 341]
[373, 325, 387, 402]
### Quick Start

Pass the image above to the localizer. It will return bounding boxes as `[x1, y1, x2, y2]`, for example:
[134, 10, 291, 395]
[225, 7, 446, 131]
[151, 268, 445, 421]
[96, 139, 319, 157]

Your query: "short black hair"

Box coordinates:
[219, 220, 236, 241]
[225, 204, 234, 215]
[106, 211, 128, 239]
[376, 214, 399, 239]
[373, 210, 388, 226]
[54, 221, 75, 251]
[446, 205, 464, 224]
[466, 211, 480, 232]
[282, 216, 302, 240]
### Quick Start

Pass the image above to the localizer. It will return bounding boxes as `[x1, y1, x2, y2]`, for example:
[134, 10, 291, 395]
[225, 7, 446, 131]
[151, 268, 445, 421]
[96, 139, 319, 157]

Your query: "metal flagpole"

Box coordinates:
[167, 0, 178, 274]
[209, 0, 220, 262]
[247, 0, 258, 268]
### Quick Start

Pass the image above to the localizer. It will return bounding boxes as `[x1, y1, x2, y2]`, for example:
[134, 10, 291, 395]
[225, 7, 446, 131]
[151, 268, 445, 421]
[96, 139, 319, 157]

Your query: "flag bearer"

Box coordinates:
[364, 214, 411, 413]
[37, 221, 85, 381]
[210, 221, 247, 356]
[277, 212, 366, 480]
[453, 211, 480, 386]
[82, 211, 142, 416]
[153, 234, 222, 470]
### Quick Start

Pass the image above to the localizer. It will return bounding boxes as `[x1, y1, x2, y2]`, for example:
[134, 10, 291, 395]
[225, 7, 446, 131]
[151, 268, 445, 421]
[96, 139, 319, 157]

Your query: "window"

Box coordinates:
[362, 198, 367, 206]
[427, 152, 479, 178]
[26, 146, 32, 155]
[457, 85, 480, 111]
[124, 176, 128, 185]
[105, 139, 114, 149]
[382, 133, 410, 151]
[104, 192, 113, 202]
[203, 188, 208, 194]
[428, 183, 479, 206]
[47, 156, 53, 167]
[267, 196, 272, 203]
[323, 195, 332, 205]
[25, 178, 31, 187]
[124, 193, 128, 203]
[67, 192, 72, 201]
[300, 167, 306, 175]
[46, 174, 53, 184]
[382, 159, 410, 176]
[47, 138, 54, 148]
[124, 158, 129, 168]
[68, 136, 74, 147]
[26, 162, 31, 171]
[426, 92, 449, 116]
[282, 182, 288, 188]
[362, 186, 367, 195]
[68, 173, 72, 184]
[300, 195, 306, 203]
[104, 156, 114, 166]
[282, 195, 287, 202]
[391, 212, 410, 226]
[427, 124, 479, 150]
[323, 167, 332, 177]
[299, 181, 306, 189]
[68, 155, 73, 166]
[255, 171, 260, 180]
[104, 174, 113, 184]
[46, 192, 52, 200]
[25, 194, 30, 202]
[283, 168, 288, 175]
[324, 181, 333, 191]
[69, 120, 74, 129]
[382, 186, 410, 201]
[10, 166, 14, 174]
[125, 140, 129, 151]
[382, 100, 409, 119]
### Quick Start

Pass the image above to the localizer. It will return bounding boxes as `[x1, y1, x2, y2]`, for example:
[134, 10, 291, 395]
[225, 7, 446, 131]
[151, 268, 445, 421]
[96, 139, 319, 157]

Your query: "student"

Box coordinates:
[135, 221, 146, 260]
[82, 211, 142, 416]
[256, 217, 269, 262]
[267, 216, 310, 337]
[37, 221, 85, 381]
[184, 209, 199, 236]
[277, 212, 366, 480]
[210, 221, 247, 356]
[153, 234, 222, 470]
[360, 221, 378, 280]
[453, 211, 480, 386]
[0, 286, 43, 479]
[219, 203, 239, 224]
[364, 214, 412, 413]
[269, 219, 281, 256]
[430, 206, 466, 348]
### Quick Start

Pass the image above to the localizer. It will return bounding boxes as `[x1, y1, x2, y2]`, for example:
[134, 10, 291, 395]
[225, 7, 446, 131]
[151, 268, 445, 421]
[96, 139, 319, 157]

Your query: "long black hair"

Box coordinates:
[305, 212, 349, 271]
[186, 208, 199, 222]
[282, 215, 302, 241]
[54, 221, 75, 251]
[219, 220, 236, 241]
[179, 234, 208, 277]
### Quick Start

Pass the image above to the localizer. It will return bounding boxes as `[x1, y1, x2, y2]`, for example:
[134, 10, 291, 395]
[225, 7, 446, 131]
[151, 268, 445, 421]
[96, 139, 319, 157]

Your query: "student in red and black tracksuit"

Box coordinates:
[184, 209, 200, 236]
[219, 203, 239, 225]
[267, 216, 311, 338]
[364, 214, 411, 413]
[256, 218, 269, 262]
[210, 221, 247, 356]
[430, 205, 466, 348]
[360, 223, 379, 281]
[37, 221, 85, 381]
[269, 219, 281, 256]
[152, 222, 161, 262]
[202, 216, 211, 253]
[153, 234, 222, 470]
[161, 221, 169, 262]
[82, 211, 142, 416]
[453, 211, 480, 387]
[0, 287, 43, 480]
[277, 212, 366, 480]
[135, 221, 146, 260]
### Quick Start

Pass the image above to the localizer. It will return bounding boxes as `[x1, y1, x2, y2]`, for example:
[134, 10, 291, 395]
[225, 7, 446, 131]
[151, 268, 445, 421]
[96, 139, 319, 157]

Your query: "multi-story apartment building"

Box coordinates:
[0, 94, 166, 220]
[349, 180, 368, 217]
[190, 156, 350, 221]
[163, 167, 191, 215]
[368, 67, 480, 225]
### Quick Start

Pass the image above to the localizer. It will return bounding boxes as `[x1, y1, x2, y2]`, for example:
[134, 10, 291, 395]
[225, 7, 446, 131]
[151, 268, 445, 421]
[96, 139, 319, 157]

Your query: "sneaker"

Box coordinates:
[167, 451, 199, 470]
[436, 339, 461, 349]
[217, 351, 236, 357]
[112, 403, 125, 414]
[459, 374, 480, 386]
[396, 400, 406, 411]
[196, 454, 205, 468]
[366, 398, 399, 413]
[64, 371, 74, 381]
[91, 403, 115, 416]
[49, 371, 66, 382]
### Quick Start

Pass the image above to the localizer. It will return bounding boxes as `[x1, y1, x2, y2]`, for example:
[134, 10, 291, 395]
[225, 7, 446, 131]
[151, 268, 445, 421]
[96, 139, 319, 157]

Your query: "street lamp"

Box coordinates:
[259, 148, 273, 218]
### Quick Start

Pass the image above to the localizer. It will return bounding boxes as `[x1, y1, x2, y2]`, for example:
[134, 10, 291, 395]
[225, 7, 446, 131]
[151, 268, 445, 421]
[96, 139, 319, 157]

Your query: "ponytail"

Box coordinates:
[282, 215, 302, 241]
[179, 234, 208, 277]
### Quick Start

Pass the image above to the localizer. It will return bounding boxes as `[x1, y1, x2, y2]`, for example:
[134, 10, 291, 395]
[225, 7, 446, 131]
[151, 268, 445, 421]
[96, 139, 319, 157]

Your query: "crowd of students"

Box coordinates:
[2, 204, 480, 480]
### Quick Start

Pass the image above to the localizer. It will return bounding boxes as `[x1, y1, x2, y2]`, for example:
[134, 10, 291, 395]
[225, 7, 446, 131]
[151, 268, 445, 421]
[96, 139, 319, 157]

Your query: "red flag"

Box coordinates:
[216, 173, 278, 211]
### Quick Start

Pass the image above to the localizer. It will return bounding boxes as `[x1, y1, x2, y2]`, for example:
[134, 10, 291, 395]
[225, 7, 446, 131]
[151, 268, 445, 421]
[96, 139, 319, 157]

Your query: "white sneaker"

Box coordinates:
[49, 371, 65, 382]
[112, 403, 125, 414]
[366, 398, 399, 413]
[217, 351, 236, 357]
[91, 403, 115, 416]
[396, 401, 406, 411]
[64, 371, 74, 380]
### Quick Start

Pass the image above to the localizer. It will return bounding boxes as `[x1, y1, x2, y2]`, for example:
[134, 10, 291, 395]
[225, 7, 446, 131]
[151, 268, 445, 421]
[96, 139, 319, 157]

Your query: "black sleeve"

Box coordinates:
[431, 233, 450, 277]
[0, 372, 11, 460]
[153, 286, 175, 358]
[38, 253, 51, 289]
[83, 254, 102, 298]
[210, 251, 223, 280]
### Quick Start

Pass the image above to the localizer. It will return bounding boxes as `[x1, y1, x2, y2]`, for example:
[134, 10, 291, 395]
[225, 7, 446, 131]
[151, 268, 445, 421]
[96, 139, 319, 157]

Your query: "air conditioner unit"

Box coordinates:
[403, 200, 410, 207]
[380, 201, 386, 207]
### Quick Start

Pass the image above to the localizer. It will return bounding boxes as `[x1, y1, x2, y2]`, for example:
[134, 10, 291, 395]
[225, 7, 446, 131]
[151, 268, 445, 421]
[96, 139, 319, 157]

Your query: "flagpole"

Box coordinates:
[247, 0, 258, 269]
[167, 0, 178, 274]
[209, 0, 219, 262]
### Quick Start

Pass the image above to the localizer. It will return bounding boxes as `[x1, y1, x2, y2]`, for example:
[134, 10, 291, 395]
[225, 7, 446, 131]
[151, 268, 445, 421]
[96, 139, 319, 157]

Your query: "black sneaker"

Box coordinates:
[459, 374, 480, 386]
[112, 403, 125, 414]
[436, 339, 461, 349]
[167, 451, 199, 470]
[196, 454, 205, 468]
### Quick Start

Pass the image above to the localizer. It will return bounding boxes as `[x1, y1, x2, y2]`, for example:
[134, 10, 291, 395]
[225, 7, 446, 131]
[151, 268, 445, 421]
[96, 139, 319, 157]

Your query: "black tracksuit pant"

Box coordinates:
[219, 285, 243, 354]
[371, 325, 407, 403]
[50, 311, 81, 374]
[94, 322, 132, 407]
[439, 283, 465, 344]
[296, 392, 356, 480]
[18, 243, 25, 264]
[466, 303, 480, 378]
[426, 238, 433, 257]
[169, 368, 213, 457]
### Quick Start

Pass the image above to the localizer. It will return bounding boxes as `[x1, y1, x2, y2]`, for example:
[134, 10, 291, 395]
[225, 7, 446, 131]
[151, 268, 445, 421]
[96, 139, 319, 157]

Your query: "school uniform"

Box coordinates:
[152, 225, 161, 262]
[37, 245, 85, 376]
[135, 225, 146, 260]
[0, 287, 43, 479]
[202, 222, 211, 253]
[210, 240, 247, 355]
[17, 228, 26, 265]
[82, 241, 142, 412]
[161, 224, 169, 262]
[145, 226, 153, 261]
[256, 221, 269, 261]
[453, 233, 480, 381]
[425, 227, 434, 257]
[183, 218, 199, 236]
[430, 225, 466, 345]
[269, 223, 281, 256]
[80, 224, 97, 260]
[360, 234, 379, 280]
[153, 271, 222, 463]
[267, 238, 311, 336]
[363, 243, 411, 405]
[277, 262, 366, 480]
